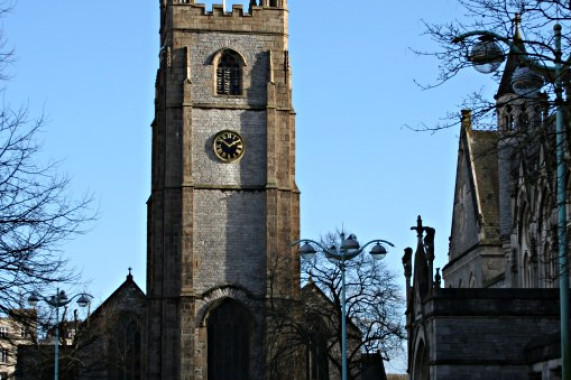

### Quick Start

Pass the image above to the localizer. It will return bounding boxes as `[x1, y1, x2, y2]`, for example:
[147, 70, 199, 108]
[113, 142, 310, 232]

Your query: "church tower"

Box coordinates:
[146, 1, 300, 379]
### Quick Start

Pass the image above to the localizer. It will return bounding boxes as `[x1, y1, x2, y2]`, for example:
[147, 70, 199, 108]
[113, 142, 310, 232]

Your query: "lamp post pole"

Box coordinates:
[340, 256, 348, 380]
[28, 288, 93, 380]
[454, 21, 569, 379]
[553, 23, 570, 377]
[293, 232, 393, 380]
[54, 293, 60, 380]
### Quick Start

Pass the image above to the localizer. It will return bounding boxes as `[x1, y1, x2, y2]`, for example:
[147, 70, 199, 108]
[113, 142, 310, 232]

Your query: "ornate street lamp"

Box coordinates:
[28, 289, 93, 380]
[469, 36, 505, 74]
[293, 232, 393, 380]
[454, 17, 570, 380]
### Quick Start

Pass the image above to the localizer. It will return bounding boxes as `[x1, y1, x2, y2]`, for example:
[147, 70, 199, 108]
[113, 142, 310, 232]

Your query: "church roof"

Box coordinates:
[449, 114, 500, 261]
[466, 127, 500, 241]
[496, 14, 526, 98]
[87, 270, 146, 321]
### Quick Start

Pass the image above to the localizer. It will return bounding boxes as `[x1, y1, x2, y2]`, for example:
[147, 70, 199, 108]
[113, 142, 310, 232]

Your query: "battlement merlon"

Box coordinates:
[168, 0, 287, 15]
[166, 0, 286, 6]
[163, 3, 288, 37]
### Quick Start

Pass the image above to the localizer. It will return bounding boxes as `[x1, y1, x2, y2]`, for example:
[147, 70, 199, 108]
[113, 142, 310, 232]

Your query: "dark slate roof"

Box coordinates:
[497, 21, 526, 98]
[466, 128, 500, 242]
[496, 48, 521, 97]
[87, 272, 146, 321]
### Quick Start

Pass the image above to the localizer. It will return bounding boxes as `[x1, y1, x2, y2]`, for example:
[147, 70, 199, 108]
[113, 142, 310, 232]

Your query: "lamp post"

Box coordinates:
[293, 232, 393, 380]
[27, 288, 93, 380]
[453, 17, 570, 380]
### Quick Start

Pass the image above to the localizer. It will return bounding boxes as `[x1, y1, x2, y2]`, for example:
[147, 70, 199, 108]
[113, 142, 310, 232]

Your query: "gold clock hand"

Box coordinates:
[218, 139, 232, 148]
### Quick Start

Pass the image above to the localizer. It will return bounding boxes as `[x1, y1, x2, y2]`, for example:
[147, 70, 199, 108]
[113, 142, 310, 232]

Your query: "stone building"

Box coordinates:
[0, 310, 35, 380]
[146, 1, 300, 379]
[13, 272, 146, 380]
[8, 1, 391, 378]
[404, 219, 562, 380]
[443, 22, 562, 290]
[404, 22, 571, 380]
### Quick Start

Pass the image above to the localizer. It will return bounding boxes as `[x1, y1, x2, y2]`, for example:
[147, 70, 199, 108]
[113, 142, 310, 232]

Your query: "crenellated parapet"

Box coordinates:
[167, 0, 286, 16]
[161, 1, 289, 41]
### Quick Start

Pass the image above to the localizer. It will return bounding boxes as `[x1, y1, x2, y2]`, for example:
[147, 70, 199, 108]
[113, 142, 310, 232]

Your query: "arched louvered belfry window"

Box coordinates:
[216, 50, 242, 95]
[207, 299, 251, 380]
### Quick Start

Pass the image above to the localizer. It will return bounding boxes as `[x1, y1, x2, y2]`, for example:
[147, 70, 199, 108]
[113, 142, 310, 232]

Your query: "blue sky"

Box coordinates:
[4, 0, 500, 371]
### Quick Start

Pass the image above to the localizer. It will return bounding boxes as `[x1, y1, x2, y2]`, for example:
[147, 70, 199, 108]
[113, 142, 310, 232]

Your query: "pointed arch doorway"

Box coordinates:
[207, 299, 251, 380]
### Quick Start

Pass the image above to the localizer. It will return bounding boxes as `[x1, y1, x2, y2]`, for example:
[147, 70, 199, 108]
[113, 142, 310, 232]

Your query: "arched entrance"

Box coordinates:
[207, 299, 251, 380]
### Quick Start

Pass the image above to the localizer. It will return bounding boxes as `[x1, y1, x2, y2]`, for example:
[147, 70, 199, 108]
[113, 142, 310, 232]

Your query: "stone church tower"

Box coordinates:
[146, 1, 300, 379]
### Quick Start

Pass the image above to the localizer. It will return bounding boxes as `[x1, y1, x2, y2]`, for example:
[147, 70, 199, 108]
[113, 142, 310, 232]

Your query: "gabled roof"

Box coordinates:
[300, 278, 359, 333]
[449, 114, 500, 258]
[87, 272, 146, 321]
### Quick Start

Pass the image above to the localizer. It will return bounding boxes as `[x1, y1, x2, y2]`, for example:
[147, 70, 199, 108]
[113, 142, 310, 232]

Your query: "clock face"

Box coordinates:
[213, 130, 245, 162]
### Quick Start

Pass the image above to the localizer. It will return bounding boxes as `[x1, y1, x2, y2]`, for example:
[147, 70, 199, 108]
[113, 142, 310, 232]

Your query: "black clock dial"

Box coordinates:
[213, 130, 244, 162]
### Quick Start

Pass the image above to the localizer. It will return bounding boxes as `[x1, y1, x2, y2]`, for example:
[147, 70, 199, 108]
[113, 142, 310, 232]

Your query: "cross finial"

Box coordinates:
[127, 267, 133, 280]
[411, 215, 424, 237]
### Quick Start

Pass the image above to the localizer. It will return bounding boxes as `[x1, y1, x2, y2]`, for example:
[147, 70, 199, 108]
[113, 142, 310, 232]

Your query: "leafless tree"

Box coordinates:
[267, 231, 405, 380]
[419, 0, 571, 284]
[0, 4, 94, 315]
[418, 0, 571, 131]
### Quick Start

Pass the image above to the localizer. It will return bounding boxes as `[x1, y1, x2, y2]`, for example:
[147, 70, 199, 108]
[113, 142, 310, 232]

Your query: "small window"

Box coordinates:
[0, 349, 8, 363]
[216, 50, 242, 95]
[0, 372, 7, 380]
[0, 327, 7, 338]
[66, 328, 76, 339]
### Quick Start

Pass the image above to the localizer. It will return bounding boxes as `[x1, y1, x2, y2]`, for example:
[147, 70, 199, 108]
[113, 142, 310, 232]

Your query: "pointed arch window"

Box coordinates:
[469, 273, 476, 288]
[306, 336, 329, 380]
[109, 316, 141, 380]
[545, 244, 555, 287]
[413, 340, 429, 380]
[304, 319, 330, 380]
[208, 299, 251, 380]
[524, 252, 532, 288]
[216, 50, 242, 95]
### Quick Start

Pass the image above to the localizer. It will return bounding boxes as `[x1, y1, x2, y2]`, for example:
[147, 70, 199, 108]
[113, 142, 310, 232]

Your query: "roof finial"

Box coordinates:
[127, 267, 133, 280]
[461, 109, 472, 131]
[514, 13, 522, 41]
[411, 215, 424, 238]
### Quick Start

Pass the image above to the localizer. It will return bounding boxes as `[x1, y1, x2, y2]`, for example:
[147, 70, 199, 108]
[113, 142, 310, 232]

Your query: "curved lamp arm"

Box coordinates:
[292, 238, 327, 251]
[28, 291, 93, 309]
[293, 238, 394, 261]
[359, 239, 395, 249]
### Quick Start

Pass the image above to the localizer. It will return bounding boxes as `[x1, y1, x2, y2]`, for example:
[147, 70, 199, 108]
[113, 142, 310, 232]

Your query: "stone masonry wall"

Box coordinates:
[146, 2, 297, 379]
[189, 33, 271, 106]
[192, 109, 266, 186]
[192, 189, 266, 294]
[414, 288, 562, 380]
